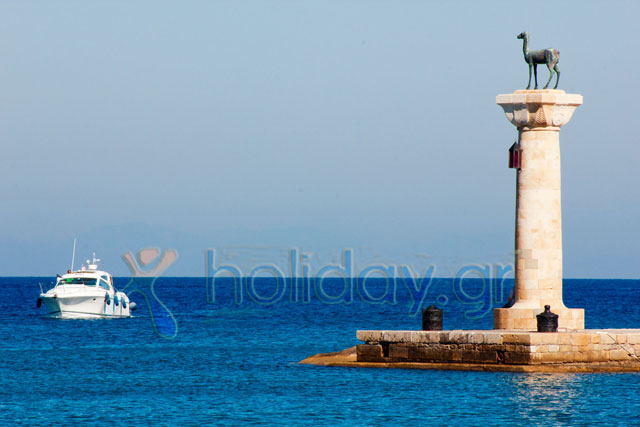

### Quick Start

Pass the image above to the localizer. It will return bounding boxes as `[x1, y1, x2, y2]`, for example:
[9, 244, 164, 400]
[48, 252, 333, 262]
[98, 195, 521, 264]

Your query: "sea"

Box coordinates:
[1, 277, 639, 426]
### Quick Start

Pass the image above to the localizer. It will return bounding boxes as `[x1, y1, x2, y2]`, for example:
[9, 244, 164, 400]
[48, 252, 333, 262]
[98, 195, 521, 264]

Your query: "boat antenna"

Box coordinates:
[70, 238, 77, 271]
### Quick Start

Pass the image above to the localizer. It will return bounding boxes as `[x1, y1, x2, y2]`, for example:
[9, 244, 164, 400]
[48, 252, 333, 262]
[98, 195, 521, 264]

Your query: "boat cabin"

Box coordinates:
[57, 271, 114, 292]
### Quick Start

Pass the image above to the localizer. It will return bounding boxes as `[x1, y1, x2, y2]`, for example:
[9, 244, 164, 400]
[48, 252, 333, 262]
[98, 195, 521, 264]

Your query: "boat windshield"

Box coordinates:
[59, 277, 97, 286]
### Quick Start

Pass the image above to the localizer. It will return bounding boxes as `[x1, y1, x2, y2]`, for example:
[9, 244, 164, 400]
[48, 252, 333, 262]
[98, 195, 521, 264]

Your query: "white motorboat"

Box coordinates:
[38, 254, 136, 318]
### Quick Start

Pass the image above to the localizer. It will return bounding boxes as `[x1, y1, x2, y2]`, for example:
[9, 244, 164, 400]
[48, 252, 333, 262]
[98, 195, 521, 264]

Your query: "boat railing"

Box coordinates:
[39, 281, 57, 294]
[41, 280, 103, 296]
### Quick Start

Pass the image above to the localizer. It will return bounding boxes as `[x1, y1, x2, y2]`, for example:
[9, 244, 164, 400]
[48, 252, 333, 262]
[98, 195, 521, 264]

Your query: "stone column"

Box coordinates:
[493, 90, 585, 330]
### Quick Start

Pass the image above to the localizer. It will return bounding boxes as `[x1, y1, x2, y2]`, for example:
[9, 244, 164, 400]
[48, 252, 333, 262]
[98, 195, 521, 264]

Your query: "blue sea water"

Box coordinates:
[1, 277, 639, 426]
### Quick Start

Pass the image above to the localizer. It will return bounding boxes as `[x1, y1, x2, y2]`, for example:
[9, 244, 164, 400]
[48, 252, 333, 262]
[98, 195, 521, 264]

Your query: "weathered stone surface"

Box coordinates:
[627, 334, 640, 345]
[494, 90, 584, 331]
[438, 332, 450, 344]
[496, 90, 582, 129]
[502, 334, 519, 344]
[609, 349, 631, 361]
[383, 331, 415, 343]
[585, 351, 608, 363]
[463, 351, 497, 364]
[504, 352, 532, 365]
[388, 344, 408, 359]
[571, 334, 591, 346]
[479, 344, 503, 352]
[304, 331, 640, 372]
[351, 329, 640, 368]
[356, 344, 383, 362]
[447, 331, 469, 344]
[540, 333, 560, 345]
[599, 333, 616, 345]
[616, 334, 628, 344]
[299, 346, 357, 366]
[483, 333, 503, 345]
[356, 330, 383, 343]
[531, 352, 565, 364]
[409, 345, 446, 362]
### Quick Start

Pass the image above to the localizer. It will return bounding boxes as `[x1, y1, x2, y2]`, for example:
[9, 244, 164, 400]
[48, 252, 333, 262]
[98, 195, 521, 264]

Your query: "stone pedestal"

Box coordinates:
[493, 90, 584, 330]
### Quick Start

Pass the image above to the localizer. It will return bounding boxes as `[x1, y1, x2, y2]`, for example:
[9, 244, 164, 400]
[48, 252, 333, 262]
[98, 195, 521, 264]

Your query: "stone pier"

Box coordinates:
[355, 330, 640, 366]
[494, 90, 584, 330]
[299, 330, 640, 373]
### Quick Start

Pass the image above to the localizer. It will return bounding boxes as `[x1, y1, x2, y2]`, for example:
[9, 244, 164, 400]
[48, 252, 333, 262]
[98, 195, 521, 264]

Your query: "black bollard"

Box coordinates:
[422, 305, 443, 330]
[536, 305, 558, 332]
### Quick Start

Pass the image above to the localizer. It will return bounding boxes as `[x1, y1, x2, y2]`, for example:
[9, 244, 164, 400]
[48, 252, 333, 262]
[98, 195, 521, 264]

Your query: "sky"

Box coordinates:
[1, 0, 638, 277]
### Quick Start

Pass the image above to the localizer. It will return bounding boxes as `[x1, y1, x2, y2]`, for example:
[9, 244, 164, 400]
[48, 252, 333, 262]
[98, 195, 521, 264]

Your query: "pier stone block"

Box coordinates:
[356, 344, 383, 362]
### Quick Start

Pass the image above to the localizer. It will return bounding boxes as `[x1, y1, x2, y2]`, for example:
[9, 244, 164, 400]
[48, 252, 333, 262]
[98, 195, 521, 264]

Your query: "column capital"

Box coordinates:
[496, 89, 583, 130]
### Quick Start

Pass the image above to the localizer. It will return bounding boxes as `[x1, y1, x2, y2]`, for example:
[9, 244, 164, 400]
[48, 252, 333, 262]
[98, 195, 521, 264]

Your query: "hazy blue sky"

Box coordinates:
[1, 0, 638, 277]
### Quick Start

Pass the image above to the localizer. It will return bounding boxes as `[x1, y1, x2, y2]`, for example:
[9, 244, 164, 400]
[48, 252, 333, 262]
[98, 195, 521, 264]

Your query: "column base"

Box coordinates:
[494, 307, 584, 330]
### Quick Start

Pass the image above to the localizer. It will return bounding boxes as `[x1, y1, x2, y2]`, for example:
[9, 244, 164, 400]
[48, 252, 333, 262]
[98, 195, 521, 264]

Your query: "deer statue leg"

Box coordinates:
[526, 63, 532, 90]
[553, 64, 560, 89]
[533, 64, 539, 89]
[543, 62, 554, 89]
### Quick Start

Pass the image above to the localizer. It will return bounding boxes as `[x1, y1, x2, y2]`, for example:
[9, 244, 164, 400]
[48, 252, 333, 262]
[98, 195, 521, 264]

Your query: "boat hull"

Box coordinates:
[39, 292, 132, 318]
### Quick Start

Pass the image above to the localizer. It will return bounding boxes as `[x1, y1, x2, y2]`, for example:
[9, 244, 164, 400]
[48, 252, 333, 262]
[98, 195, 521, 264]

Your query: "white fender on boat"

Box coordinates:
[130, 302, 137, 311]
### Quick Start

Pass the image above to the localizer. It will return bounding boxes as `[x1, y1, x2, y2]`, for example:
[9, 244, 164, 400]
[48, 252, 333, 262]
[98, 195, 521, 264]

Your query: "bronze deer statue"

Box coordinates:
[517, 32, 560, 90]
